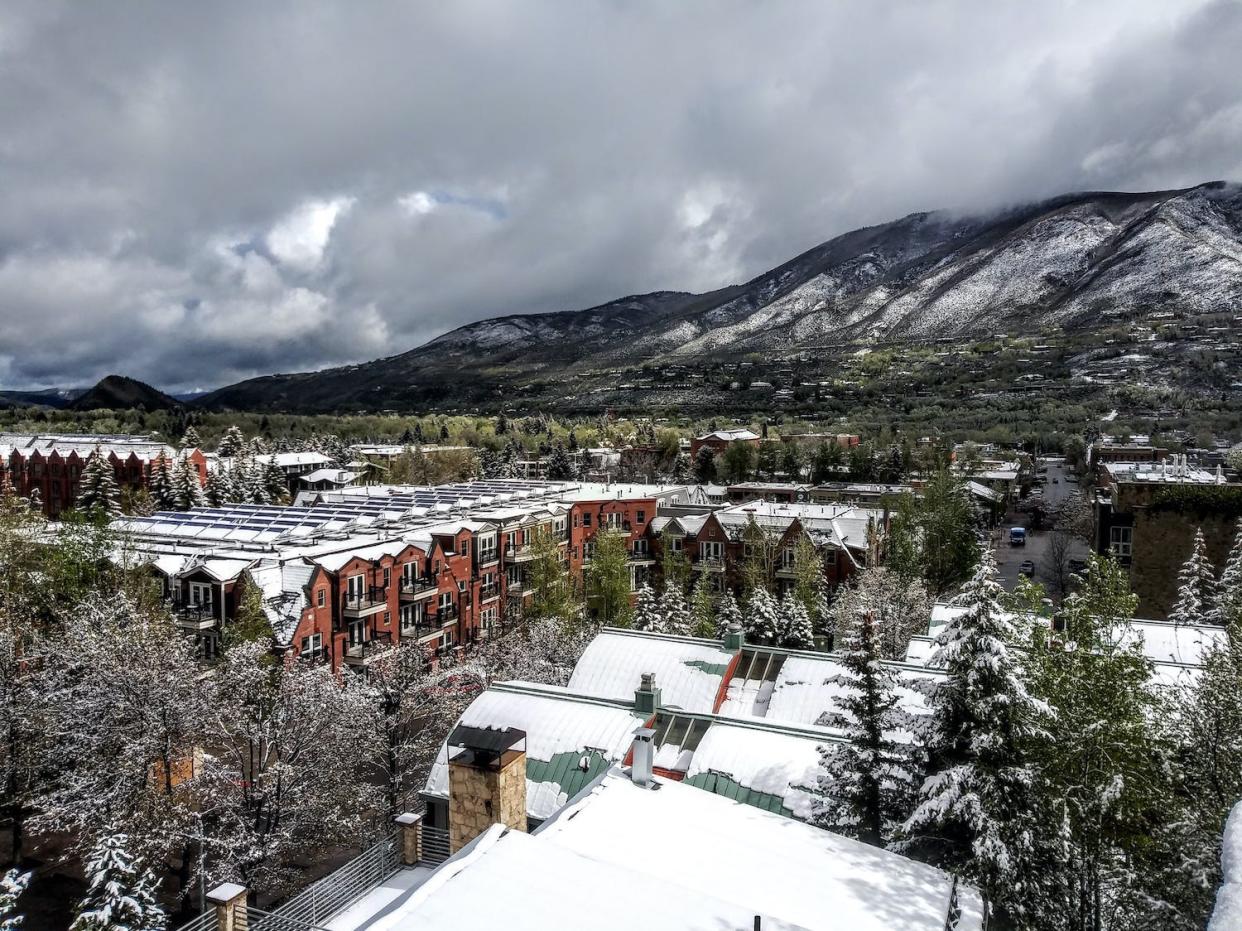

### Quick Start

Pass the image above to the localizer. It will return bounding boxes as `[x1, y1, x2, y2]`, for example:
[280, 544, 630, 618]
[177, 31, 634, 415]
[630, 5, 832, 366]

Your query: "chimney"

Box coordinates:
[723, 620, 745, 652]
[630, 727, 656, 787]
[206, 883, 247, 931]
[634, 672, 662, 715]
[446, 725, 527, 854]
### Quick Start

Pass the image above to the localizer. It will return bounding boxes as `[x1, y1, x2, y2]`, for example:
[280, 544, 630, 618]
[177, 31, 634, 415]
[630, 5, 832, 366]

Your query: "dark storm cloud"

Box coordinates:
[0, 0, 1239, 392]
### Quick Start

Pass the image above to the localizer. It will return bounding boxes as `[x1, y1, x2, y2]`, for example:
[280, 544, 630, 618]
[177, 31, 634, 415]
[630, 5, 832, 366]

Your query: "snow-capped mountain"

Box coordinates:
[198, 181, 1242, 412]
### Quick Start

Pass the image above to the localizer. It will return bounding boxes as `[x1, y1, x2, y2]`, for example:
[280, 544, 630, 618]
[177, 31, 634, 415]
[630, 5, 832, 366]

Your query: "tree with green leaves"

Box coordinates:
[903, 548, 1050, 925]
[780, 442, 803, 482]
[1169, 526, 1217, 627]
[886, 470, 981, 595]
[720, 441, 756, 483]
[791, 534, 824, 621]
[659, 529, 691, 595]
[76, 451, 121, 517]
[1025, 555, 1169, 931]
[689, 574, 716, 638]
[740, 518, 778, 595]
[756, 441, 779, 481]
[546, 444, 576, 481]
[526, 526, 577, 626]
[811, 441, 845, 483]
[223, 578, 273, 650]
[171, 457, 205, 511]
[814, 610, 919, 847]
[69, 833, 165, 931]
[828, 567, 931, 661]
[585, 528, 632, 628]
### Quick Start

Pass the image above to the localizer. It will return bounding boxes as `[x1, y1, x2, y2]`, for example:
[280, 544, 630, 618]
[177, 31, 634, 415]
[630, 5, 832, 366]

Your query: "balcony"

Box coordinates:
[478, 548, 500, 567]
[400, 621, 440, 642]
[344, 630, 393, 666]
[298, 648, 329, 666]
[694, 556, 725, 572]
[775, 563, 797, 578]
[506, 580, 528, 598]
[435, 605, 459, 624]
[398, 576, 437, 601]
[342, 585, 388, 617]
[628, 550, 656, 566]
[478, 584, 500, 603]
[504, 543, 536, 562]
[170, 600, 219, 630]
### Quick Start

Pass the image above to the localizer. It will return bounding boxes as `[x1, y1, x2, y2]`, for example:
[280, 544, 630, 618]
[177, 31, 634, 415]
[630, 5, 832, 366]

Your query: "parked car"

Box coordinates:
[1019, 560, 1036, 577]
[1009, 527, 1027, 546]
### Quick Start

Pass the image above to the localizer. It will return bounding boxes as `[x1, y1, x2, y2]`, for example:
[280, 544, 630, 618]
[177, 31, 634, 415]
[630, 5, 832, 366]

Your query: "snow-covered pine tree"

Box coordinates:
[689, 574, 716, 638]
[216, 425, 245, 458]
[203, 470, 226, 507]
[632, 584, 662, 632]
[715, 590, 743, 639]
[1169, 527, 1217, 627]
[148, 457, 175, 511]
[657, 583, 691, 636]
[76, 451, 121, 517]
[778, 591, 815, 648]
[263, 462, 287, 502]
[244, 461, 271, 505]
[901, 547, 1047, 921]
[743, 587, 779, 644]
[179, 426, 201, 450]
[170, 457, 204, 510]
[812, 610, 919, 847]
[25, 488, 40, 514]
[0, 869, 29, 931]
[69, 833, 164, 931]
[1211, 519, 1242, 630]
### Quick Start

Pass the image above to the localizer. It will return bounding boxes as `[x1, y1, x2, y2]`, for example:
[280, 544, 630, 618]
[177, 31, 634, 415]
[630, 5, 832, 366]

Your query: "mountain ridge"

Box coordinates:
[196, 181, 1242, 412]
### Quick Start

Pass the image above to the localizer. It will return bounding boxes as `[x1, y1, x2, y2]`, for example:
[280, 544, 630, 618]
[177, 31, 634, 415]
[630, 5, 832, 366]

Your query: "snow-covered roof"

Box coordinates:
[683, 721, 827, 820]
[364, 770, 980, 931]
[255, 452, 333, 468]
[567, 629, 735, 713]
[696, 428, 760, 443]
[715, 500, 881, 553]
[1116, 619, 1226, 666]
[424, 683, 644, 820]
[299, 469, 360, 486]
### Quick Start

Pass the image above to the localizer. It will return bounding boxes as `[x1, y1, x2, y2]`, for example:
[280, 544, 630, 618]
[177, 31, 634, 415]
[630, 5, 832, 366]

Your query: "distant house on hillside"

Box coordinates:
[689, 428, 760, 459]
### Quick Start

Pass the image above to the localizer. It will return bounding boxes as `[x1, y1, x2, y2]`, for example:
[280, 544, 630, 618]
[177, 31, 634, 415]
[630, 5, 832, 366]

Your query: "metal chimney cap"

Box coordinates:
[639, 672, 657, 690]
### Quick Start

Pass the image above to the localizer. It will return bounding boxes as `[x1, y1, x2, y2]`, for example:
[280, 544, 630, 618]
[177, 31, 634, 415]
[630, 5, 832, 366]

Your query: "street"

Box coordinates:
[991, 458, 1089, 595]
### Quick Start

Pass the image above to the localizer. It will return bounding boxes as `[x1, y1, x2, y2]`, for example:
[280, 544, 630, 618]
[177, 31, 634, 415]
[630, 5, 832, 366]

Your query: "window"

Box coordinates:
[700, 541, 724, 561]
[300, 633, 322, 654]
[460, 537, 471, 557]
[383, 611, 391, 625]
[1110, 526, 1132, 558]
[583, 513, 592, 528]
[636, 509, 646, 524]
[317, 588, 326, 608]
[189, 582, 214, 607]
[632, 538, 649, 556]
[669, 537, 683, 552]
[382, 567, 391, 587]
[824, 549, 838, 567]
[346, 574, 365, 603]
[401, 602, 425, 632]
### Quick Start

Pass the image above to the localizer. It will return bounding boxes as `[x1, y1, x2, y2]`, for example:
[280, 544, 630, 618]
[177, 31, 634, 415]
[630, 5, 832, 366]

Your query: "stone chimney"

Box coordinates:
[446, 725, 527, 854]
[634, 672, 662, 715]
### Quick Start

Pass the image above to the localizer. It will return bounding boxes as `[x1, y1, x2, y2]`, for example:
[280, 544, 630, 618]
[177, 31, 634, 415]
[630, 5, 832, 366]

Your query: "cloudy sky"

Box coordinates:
[1, 0, 1240, 393]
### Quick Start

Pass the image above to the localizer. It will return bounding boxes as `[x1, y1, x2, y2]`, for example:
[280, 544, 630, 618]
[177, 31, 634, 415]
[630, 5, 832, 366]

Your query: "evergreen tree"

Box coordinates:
[743, 587, 779, 644]
[715, 590, 742, 639]
[216, 425, 245, 458]
[76, 451, 121, 517]
[1210, 519, 1242, 629]
[203, 469, 226, 507]
[902, 548, 1048, 923]
[689, 574, 716, 638]
[0, 869, 29, 931]
[178, 426, 200, 450]
[692, 446, 716, 484]
[886, 470, 981, 595]
[632, 583, 661, 632]
[263, 461, 287, 502]
[171, 457, 205, 510]
[670, 452, 689, 484]
[657, 583, 691, 636]
[813, 610, 919, 847]
[1169, 527, 1217, 626]
[546, 444, 576, 481]
[148, 457, 175, 511]
[70, 833, 165, 931]
[778, 591, 815, 648]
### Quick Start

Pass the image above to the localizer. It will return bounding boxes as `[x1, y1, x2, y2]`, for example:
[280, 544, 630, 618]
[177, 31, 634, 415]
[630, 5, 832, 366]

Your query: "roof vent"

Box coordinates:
[630, 727, 656, 787]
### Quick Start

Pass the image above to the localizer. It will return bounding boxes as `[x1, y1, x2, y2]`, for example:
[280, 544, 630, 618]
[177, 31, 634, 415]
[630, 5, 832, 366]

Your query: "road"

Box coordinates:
[991, 458, 1088, 596]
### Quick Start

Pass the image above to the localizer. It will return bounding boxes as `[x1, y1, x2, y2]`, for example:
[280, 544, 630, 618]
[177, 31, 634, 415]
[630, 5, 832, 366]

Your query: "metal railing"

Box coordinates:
[398, 576, 435, 596]
[421, 825, 450, 864]
[174, 911, 219, 931]
[345, 630, 393, 661]
[263, 833, 399, 929]
[343, 586, 387, 611]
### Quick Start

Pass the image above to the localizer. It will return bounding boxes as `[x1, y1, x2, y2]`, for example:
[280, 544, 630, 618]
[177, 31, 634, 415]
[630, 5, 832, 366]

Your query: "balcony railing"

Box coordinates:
[504, 543, 535, 562]
[478, 584, 500, 601]
[343, 585, 387, 615]
[695, 556, 725, 571]
[435, 605, 458, 623]
[170, 600, 219, 629]
[344, 630, 393, 664]
[478, 549, 499, 566]
[398, 576, 436, 599]
[298, 648, 329, 666]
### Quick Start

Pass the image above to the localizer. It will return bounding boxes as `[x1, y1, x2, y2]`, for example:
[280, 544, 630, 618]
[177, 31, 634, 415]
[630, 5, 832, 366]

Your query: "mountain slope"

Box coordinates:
[198, 181, 1242, 412]
[72, 375, 182, 411]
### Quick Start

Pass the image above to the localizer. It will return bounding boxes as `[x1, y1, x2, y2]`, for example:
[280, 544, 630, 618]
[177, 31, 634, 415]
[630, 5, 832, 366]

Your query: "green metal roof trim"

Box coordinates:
[526, 749, 612, 803]
[683, 772, 794, 819]
[682, 659, 732, 676]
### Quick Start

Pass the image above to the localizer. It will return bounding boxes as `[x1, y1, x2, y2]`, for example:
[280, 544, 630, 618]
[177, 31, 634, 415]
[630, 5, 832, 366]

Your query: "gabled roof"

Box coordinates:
[696, 428, 760, 443]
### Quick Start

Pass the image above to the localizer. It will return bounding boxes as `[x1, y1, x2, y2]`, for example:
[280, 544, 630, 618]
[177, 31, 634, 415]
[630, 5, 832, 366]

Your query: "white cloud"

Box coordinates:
[266, 196, 355, 272]
[397, 191, 437, 216]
